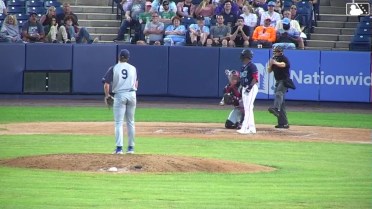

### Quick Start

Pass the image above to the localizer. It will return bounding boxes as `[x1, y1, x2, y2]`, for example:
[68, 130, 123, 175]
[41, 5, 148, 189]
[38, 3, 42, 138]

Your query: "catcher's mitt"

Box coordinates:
[223, 93, 234, 105]
[105, 95, 114, 108]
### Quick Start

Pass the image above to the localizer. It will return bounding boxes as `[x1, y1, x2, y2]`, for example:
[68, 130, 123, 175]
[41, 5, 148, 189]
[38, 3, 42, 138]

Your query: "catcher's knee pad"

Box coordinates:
[225, 120, 237, 129]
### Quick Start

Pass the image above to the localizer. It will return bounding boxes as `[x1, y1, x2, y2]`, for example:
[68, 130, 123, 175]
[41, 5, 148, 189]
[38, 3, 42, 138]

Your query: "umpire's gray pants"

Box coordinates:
[274, 80, 288, 125]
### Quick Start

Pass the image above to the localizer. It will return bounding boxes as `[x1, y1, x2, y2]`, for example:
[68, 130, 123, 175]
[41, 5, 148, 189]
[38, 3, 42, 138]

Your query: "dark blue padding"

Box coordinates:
[319, 51, 371, 102]
[0, 44, 25, 93]
[72, 44, 117, 94]
[26, 43, 73, 70]
[117, 44, 169, 95]
[281, 49, 321, 101]
[219, 48, 270, 100]
[168, 46, 219, 97]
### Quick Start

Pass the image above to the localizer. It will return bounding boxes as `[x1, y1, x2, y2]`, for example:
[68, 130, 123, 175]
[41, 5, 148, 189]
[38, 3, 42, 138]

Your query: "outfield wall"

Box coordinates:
[0, 43, 371, 102]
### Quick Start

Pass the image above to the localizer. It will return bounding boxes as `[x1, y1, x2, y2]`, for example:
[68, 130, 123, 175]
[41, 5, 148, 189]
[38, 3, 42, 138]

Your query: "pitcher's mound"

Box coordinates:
[0, 154, 275, 174]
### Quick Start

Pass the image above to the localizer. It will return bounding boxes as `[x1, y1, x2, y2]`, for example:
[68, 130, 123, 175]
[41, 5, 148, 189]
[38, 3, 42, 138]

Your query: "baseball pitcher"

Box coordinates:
[102, 49, 138, 154]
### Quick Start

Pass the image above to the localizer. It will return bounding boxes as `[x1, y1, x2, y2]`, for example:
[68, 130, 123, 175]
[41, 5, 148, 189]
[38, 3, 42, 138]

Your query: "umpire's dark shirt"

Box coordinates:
[272, 55, 290, 81]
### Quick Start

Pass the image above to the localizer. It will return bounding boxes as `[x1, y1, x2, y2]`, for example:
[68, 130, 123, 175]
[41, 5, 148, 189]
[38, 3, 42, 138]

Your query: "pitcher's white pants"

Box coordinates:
[239, 84, 258, 133]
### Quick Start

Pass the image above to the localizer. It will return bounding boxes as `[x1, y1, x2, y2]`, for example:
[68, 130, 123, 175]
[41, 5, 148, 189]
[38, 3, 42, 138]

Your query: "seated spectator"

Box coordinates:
[276, 9, 305, 48]
[206, 15, 231, 47]
[138, 1, 153, 25]
[119, 0, 133, 12]
[189, 16, 209, 46]
[176, 0, 196, 18]
[159, 1, 176, 27]
[274, 0, 282, 14]
[0, 0, 7, 15]
[113, 0, 145, 42]
[40, 6, 60, 43]
[273, 17, 300, 49]
[259, 1, 281, 27]
[164, 16, 186, 46]
[143, 12, 164, 45]
[219, 0, 238, 27]
[0, 15, 22, 43]
[229, 16, 250, 47]
[235, 0, 247, 12]
[22, 12, 45, 43]
[151, 0, 177, 13]
[251, 18, 276, 48]
[57, 3, 78, 27]
[194, 0, 215, 26]
[215, 0, 240, 16]
[64, 15, 98, 44]
[251, 0, 266, 17]
[240, 5, 257, 37]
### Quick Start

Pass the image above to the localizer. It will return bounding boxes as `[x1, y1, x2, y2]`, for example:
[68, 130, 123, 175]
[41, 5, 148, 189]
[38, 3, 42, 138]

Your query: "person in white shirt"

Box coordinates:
[259, 1, 281, 27]
[0, 0, 7, 15]
[240, 5, 257, 37]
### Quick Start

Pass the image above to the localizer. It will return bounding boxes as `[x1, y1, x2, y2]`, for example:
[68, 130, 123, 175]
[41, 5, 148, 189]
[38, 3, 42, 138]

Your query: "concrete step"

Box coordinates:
[338, 34, 353, 41]
[86, 27, 119, 34]
[76, 13, 117, 20]
[306, 40, 335, 48]
[71, 6, 114, 14]
[332, 48, 349, 51]
[305, 46, 333, 50]
[316, 21, 359, 28]
[319, 14, 360, 22]
[329, 0, 347, 7]
[78, 20, 120, 27]
[335, 41, 351, 48]
[320, 0, 330, 6]
[313, 27, 341, 34]
[311, 34, 338, 41]
[61, 0, 111, 6]
[91, 33, 117, 41]
[340, 28, 356, 35]
[320, 6, 346, 14]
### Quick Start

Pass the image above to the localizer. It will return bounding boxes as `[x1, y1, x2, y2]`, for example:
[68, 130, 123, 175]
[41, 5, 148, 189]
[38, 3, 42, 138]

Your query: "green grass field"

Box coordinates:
[0, 106, 371, 209]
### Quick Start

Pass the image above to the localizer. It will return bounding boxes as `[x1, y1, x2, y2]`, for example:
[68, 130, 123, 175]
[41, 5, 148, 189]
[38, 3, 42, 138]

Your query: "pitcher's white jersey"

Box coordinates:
[112, 62, 137, 93]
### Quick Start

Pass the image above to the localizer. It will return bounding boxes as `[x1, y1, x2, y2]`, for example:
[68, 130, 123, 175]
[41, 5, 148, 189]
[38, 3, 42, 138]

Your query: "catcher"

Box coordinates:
[222, 70, 244, 129]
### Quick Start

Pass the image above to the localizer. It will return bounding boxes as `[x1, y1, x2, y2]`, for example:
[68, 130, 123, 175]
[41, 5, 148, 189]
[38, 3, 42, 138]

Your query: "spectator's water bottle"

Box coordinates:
[71, 37, 76, 43]
[145, 35, 150, 44]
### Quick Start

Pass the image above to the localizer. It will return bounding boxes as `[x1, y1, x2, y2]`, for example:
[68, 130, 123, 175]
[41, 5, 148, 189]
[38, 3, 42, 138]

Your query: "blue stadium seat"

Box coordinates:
[26, 6, 46, 15]
[349, 33, 371, 51]
[26, 0, 44, 7]
[55, 6, 63, 15]
[358, 21, 371, 29]
[6, 0, 26, 7]
[181, 17, 195, 28]
[8, 6, 26, 14]
[353, 34, 371, 42]
[283, 0, 293, 10]
[0, 20, 3, 27]
[44, 0, 61, 8]
[15, 13, 28, 21]
[361, 16, 372, 23]
[18, 19, 27, 26]
[356, 26, 371, 35]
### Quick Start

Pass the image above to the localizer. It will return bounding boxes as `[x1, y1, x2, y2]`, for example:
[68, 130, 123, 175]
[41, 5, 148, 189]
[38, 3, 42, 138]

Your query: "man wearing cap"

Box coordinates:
[251, 17, 276, 48]
[102, 49, 138, 154]
[274, 17, 303, 49]
[151, 0, 177, 13]
[159, 0, 176, 27]
[259, 1, 281, 27]
[22, 12, 45, 43]
[189, 15, 209, 46]
[276, 9, 305, 49]
[113, 0, 145, 42]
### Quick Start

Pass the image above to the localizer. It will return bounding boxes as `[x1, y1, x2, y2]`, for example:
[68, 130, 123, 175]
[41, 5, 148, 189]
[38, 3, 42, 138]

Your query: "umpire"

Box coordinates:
[267, 46, 290, 129]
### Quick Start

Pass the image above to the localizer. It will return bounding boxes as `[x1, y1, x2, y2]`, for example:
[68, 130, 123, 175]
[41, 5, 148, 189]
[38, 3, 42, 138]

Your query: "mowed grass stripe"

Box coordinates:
[0, 106, 371, 128]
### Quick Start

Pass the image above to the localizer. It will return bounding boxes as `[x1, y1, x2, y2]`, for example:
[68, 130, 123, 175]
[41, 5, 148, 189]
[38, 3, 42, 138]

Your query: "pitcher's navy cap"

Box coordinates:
[119, 49, 130, 59]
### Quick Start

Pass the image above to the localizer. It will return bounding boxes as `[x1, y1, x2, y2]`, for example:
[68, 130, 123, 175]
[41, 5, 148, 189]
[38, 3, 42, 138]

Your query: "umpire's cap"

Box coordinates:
[240, 49, 253, 60]
[273, 45, 284, 53]
[119, 49, 130, 59]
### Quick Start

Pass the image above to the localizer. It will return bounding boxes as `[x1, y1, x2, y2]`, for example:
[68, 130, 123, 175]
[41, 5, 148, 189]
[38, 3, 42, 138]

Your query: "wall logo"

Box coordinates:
[346, 3, 370, 16]
[256, 62, 275, 95]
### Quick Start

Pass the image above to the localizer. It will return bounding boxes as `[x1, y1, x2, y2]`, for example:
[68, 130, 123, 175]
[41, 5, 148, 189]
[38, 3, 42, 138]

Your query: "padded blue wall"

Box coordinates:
[168, 46, 220, 97]
[26, 43, 73, 70]
[319, 51, 371, 102]
[117, 44, 169, 95]
[0, 44, 25, 93]
[73, 44, 117, 94]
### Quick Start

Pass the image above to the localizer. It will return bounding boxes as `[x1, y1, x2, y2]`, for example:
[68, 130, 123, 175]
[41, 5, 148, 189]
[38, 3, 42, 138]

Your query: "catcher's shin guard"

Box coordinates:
[225, 120, 237, 129]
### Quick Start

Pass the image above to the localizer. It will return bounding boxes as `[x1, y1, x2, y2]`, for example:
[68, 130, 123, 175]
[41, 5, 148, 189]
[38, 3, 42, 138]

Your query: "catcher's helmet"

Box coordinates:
[273, 45, 284, 53]
[240, 49, 253, 60]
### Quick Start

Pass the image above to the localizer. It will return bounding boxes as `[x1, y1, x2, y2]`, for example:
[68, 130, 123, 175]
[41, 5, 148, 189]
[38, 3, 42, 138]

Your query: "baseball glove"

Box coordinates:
[223, 93, 234, 105]
[105, 95, 114, 108]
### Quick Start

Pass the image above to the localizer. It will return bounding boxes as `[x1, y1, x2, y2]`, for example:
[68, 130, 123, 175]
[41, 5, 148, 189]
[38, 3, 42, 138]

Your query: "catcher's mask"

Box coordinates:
[240, 49, 253, 61]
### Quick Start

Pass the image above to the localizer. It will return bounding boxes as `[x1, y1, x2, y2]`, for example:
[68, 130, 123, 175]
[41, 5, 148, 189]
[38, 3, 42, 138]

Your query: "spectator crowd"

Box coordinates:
[113, 0, 318, 49]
